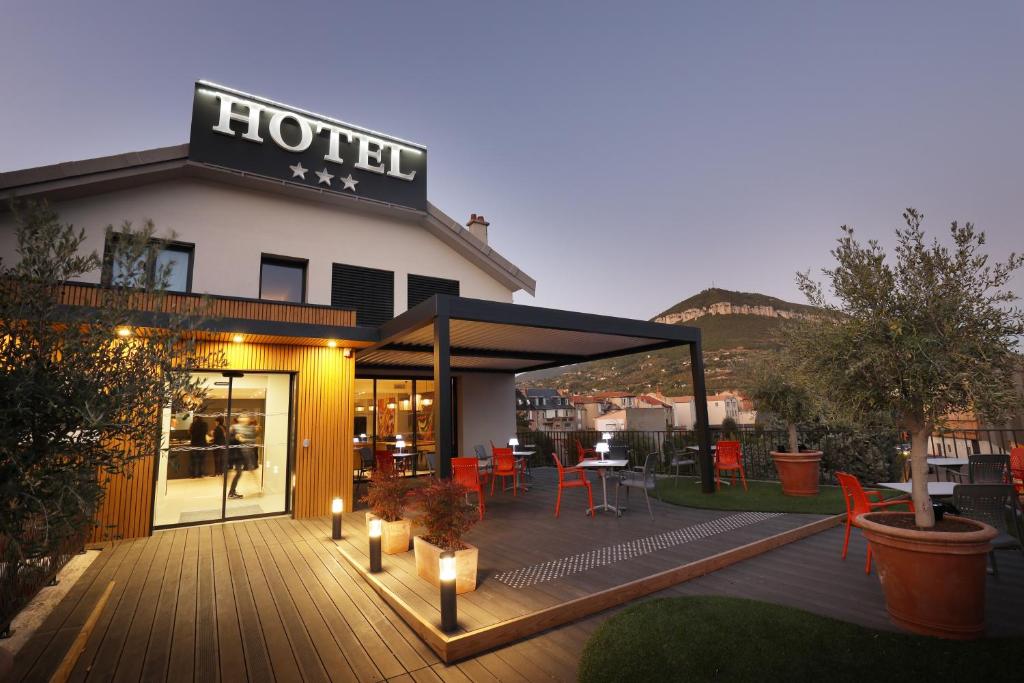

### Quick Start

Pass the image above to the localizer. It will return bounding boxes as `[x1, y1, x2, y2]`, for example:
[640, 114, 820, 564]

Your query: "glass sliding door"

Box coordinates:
[154, 371, 293, 528]
[352, 377, 443, 476]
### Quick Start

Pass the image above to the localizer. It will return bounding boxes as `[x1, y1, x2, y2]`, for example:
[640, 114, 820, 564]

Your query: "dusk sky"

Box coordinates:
[2, 1, 1021, 318]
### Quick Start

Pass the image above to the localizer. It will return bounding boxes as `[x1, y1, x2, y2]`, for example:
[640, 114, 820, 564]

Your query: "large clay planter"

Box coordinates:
[413, 536, 478, 594]
[858, 512, 996, 639]
[365, 513, 411, 555]
[770, 450, 822, 496]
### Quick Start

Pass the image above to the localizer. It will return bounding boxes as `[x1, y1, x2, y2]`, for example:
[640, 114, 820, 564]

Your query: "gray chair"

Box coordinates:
[953, 483, 1024, 577]
[968, 454, 1010, 483]
[354, 446, 374, 495]
[614, 453, 658, 520]
[425, 452, 438, 476]
[473, 444, 492, 476]
[665, 443, 695, 486]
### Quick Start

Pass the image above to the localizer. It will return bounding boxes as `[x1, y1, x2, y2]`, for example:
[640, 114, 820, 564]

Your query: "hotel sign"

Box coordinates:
[188, 81, 427, 211]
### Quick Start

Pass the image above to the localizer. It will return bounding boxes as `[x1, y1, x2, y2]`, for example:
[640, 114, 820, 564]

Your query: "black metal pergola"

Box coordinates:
[357, 295, 715, 492]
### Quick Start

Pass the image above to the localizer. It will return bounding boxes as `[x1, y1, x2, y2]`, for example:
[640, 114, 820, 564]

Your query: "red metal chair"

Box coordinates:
[552, 452, 594, 518]
[490, 447, 518, 496]
[714, 440, 747, 491]
[575, 439, 595, 463]
[1010, 446, 1024, 496]
[374, 452, 394, 475]
[835, 471, 914, 574]
[452, 457, 486, 520]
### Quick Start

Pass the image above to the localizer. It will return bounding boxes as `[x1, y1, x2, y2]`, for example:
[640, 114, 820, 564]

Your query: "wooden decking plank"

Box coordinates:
[407, 665, 445, 683]
[209, 524, 247, 683]
[233, 521, 304, 683]
[105, 530, 176, 682]
[165, 527, 201, 683]
[222, 522, 275, 682]
[139, 529, 189, 682]
[194, 525, 221, 682]
[249, 524, 331, 682]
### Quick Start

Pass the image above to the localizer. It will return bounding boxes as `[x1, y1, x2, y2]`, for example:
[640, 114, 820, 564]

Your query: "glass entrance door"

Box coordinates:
[154, 371, 293, 528]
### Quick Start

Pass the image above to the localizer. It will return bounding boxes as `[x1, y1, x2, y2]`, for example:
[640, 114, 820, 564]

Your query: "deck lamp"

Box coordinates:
[360, 433, 367, 440]
[508, 437, 519, 449]
[395, 436, 406, 453]
[439, 551, 458, 632]
[331, 498, 343, 540]
[601, 432, 612, 441]
[368, 517, 383, 572]
[596, 441, 610, 459]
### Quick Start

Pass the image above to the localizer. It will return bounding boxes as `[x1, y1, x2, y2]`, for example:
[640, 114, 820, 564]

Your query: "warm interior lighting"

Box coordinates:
[422, 398, 432, 406]
[387, 401, 397, 409]
[353, 437, 360, 443]
[439, 552, 457, 582]
[360, 433, 367, 439]
[232, 334, 244, 343]
[327, 339, 338, 348]
[401, 399, 411, 410]
[116, 327, 132, 337]
[356, 406, 365, 412]
[331, 497, 343, 514]
[368, 517, 382, 538]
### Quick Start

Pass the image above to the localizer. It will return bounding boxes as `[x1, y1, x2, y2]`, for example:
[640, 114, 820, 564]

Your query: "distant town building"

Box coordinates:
[595, 407, 671, 433]
[517, 388, 582, 431]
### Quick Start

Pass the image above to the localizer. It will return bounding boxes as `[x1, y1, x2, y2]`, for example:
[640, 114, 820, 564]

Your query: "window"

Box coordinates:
[104, 236, 194, 293]
[332, 263, 394, 326]
[407, 273, 460, 309]
[260, 255, 306, 303]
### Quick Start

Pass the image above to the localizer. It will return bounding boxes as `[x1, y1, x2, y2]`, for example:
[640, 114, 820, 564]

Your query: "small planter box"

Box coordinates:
[365, 513, 411, 555]
[413, 536, 478, 594]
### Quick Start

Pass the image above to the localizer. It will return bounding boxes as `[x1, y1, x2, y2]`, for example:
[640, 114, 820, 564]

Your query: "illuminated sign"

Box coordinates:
[188, 81, 427, 211]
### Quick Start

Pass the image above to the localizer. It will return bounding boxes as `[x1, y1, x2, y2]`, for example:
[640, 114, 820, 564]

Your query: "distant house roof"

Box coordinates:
[637, 395, 671, 408]
[594, 391, 634, 399]
[596, 409, 626, 421]
[707, 393, 737, 402]
[669, 395, 694, 403]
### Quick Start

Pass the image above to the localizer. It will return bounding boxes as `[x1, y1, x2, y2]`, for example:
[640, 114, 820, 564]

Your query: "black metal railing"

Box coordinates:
[515, 426, 1022, 486]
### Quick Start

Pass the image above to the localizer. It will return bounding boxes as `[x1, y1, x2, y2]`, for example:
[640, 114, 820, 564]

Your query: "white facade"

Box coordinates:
[0, 177, 514, 316]
[672, 399, 696, 430]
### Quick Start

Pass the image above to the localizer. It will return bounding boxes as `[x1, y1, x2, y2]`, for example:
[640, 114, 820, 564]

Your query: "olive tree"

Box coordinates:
[795, 209, 1023, 527]
[749, 360, 816, 454]
[0, 202, 222, 621]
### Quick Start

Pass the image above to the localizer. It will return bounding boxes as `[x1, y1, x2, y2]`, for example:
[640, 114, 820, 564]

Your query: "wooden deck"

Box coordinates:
[10, 470, 1023, 682]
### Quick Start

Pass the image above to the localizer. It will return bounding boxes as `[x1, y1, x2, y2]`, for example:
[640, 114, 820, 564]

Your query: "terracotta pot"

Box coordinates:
[858, 512, 996, 639]
[413, 536, 478, 594]
[365, 513, 411, 554]
[770, 450, 822, 496]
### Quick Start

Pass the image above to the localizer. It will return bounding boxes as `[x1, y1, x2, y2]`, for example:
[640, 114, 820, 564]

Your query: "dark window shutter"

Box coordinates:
[332, 263, 394, 326]
[407, 274, 460, 309]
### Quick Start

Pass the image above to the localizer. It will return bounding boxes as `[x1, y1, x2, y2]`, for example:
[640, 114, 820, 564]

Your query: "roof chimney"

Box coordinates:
[466, 213, 490, 244]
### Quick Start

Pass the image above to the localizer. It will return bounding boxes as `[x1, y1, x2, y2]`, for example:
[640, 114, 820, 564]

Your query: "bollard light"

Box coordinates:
[368, 517, 382, 572]
[331, 497, 343, 540]
[439, 551, 457, 632]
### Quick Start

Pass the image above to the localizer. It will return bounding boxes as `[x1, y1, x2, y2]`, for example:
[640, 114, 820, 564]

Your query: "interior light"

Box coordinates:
[116, 327, 132, 337]
[387, 402, 397, 409]
[232, 334, 244, 343]
[422, 398, 433, 406]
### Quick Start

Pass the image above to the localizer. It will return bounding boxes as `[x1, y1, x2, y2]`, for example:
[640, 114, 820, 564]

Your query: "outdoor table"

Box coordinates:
[513, 449, 535, 491]
[391, 451, 415, 474]
[577, 458, 629, 514]
[877, 481, 956, 497]
[927, 457, 968, 482]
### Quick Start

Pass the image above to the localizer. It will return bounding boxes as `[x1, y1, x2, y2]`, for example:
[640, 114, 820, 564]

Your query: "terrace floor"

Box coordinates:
[9, 470, 1023, 682]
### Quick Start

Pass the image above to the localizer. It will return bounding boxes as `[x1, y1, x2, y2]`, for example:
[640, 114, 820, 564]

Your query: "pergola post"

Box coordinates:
[433, 302, 453, 479]
[689, 339, 714, 493]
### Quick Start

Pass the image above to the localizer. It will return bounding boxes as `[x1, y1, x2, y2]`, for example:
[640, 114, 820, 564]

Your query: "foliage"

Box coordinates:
[794, 209, 1024, 525]
[412, 477, 478, 551]
[720, 416, 739, 439]
[0, 201, 221, 623]
[361, 467, 409, 522]
[578, 597, 1019, 683]
[748, 359, 816, 453]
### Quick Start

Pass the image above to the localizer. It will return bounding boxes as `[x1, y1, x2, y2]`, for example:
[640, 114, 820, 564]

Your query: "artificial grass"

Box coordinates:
[653, 476, 902, 514]
[578, 596, 1019, 683]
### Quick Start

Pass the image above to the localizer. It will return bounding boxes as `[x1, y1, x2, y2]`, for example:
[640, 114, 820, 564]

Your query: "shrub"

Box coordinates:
[361, 468, 408, 522]
[412, 477, 478, 551]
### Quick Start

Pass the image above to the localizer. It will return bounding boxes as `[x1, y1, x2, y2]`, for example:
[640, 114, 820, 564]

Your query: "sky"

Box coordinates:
[2, 0, 1022, 318]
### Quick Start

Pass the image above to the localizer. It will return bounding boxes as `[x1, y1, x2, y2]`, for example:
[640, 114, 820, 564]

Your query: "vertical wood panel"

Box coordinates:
[90, 340, 355, 542]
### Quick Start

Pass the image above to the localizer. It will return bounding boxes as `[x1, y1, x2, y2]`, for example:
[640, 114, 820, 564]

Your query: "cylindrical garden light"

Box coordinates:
[439, 550, 457, 632]
[331, 497, 343, 540]
[368, 517, 382, 573]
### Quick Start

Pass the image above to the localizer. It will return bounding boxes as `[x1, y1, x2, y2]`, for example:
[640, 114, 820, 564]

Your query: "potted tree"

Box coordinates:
[362, 468, 412, 554]
[795, 209, 1022, 638]
[411, 477, 480, 593]
[750, 362, 822, 496]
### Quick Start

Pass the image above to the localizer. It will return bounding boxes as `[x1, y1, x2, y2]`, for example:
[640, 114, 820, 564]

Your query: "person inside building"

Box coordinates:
[188, 414, 208, 477]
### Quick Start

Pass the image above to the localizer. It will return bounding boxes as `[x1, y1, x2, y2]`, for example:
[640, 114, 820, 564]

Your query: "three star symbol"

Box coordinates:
[288, 163, 357, 193]
[315, 168, 334, 186]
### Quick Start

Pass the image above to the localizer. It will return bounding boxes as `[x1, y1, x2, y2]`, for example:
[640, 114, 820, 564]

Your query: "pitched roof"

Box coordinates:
[0, 145, 536, 296]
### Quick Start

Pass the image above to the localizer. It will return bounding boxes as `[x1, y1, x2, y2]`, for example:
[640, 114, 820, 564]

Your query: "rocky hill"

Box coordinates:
[518, 288, 812, 396]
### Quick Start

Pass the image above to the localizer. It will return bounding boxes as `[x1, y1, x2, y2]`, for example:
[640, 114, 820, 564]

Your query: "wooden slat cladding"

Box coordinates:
[88, 339, 355, 542]
[59, 282, 355, 327]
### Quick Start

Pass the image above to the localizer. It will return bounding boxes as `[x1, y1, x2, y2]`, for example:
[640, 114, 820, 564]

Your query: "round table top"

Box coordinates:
[577, 458, 629, 468]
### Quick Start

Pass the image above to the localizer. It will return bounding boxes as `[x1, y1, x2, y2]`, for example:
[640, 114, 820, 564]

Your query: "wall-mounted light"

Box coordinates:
[343, 348, 353, 358]
[116, 327, 132, 338]
[327, 339, 338, 348]
[368, 517, 382, 572]
[232, 334, 244, 344]
[331, 497, 344, 540]
[356, 406, 365, 412]
[439, 551, 457, 632]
